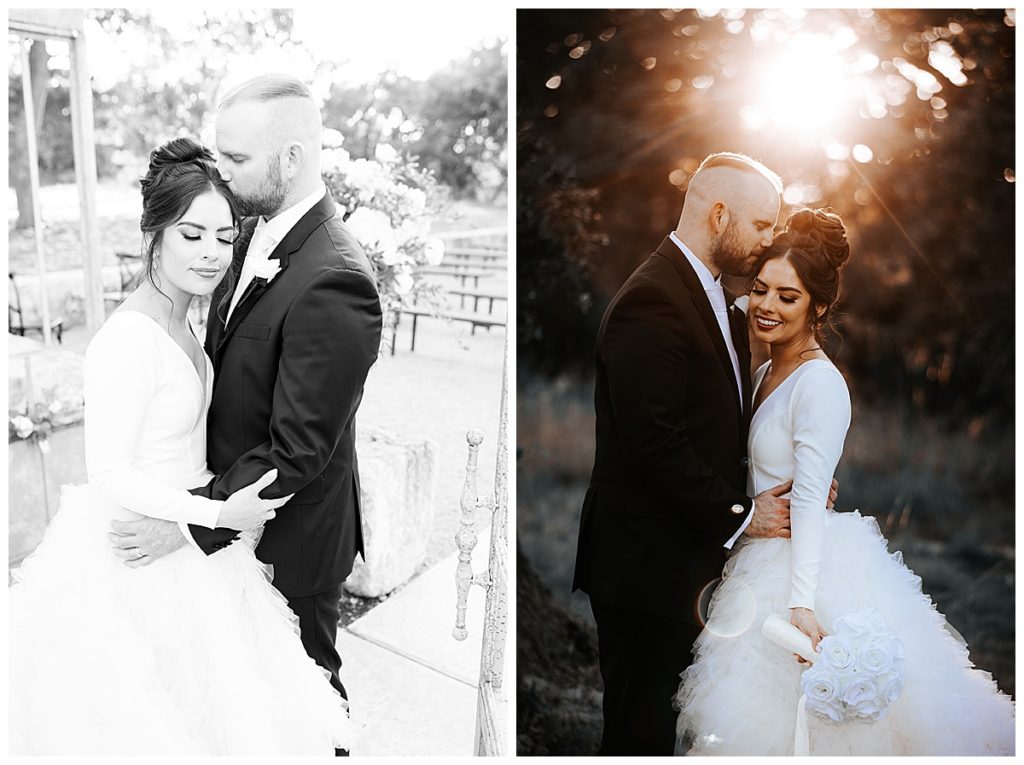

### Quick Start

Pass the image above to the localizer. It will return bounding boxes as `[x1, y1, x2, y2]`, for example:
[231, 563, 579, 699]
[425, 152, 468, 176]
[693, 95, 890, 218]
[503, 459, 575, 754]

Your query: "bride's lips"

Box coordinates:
[754, 314, 782, 332]
[191, 267, 221, 279]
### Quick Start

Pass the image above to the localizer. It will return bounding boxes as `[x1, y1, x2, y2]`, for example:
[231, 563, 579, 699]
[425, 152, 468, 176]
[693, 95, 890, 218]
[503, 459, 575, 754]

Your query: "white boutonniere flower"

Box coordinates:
[252, 258, 282, 284]
[733, 294, 750, 314]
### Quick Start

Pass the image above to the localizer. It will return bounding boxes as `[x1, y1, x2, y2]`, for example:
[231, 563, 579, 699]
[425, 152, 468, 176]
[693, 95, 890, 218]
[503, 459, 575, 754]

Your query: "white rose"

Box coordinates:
[424, 238, 445, 266]
[11, 415, 34, 439]
[833, 608, 886, 639]
[877, 670, 904, 705]
[801, 668, 844, 722]
[252, 258, 282, 284]
[393, 269, 414, 296]
[855, 637, 895, 675]
[374, 143, 399, 164]
[346, 208, 398, 264]
[818, 635, 856, 672]
[850, 695, 886, 721]
[840, 676, 877, 707]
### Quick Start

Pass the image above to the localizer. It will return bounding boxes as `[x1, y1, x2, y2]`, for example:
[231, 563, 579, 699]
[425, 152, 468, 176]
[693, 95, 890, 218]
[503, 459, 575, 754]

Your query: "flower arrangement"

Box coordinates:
[322, 138, 450, 340]
[9, 397, 81, 453]
[799, 608, 905, 723]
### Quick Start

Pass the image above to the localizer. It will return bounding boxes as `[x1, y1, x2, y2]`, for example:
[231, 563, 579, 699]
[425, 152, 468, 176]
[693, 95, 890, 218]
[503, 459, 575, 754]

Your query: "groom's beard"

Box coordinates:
[235, 158, 289, 218]
[710, 221, 758, 278]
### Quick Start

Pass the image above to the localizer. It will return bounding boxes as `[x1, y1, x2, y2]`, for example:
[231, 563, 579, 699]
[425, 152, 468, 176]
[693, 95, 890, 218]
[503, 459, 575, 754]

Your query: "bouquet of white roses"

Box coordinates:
[798, 608, 905, 723]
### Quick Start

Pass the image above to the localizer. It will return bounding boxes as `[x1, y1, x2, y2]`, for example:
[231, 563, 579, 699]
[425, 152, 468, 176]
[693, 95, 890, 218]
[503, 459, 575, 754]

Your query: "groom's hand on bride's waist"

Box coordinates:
[743, 480, 793, 539]
[108, 518, 186, 567]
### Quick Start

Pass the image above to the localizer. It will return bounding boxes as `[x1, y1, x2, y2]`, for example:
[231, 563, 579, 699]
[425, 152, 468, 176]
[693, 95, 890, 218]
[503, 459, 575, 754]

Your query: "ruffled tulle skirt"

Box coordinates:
[9, 485, 350, 755]
[675, 511, 1014, 755]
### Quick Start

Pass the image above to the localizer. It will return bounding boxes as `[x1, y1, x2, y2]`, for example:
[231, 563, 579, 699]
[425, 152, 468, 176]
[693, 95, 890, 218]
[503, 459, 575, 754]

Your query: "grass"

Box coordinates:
[517, 372, 1015, 698]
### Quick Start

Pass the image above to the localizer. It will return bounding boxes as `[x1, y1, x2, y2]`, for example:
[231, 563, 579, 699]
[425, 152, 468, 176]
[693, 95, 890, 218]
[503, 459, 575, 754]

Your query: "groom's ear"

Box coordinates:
[281, 141, 306, 179]
[710, 201, 729, 234]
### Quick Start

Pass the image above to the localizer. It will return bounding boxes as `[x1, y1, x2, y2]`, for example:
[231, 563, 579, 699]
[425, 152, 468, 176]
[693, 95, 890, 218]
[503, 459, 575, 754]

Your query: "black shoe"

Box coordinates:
[335, 748, 349, 756]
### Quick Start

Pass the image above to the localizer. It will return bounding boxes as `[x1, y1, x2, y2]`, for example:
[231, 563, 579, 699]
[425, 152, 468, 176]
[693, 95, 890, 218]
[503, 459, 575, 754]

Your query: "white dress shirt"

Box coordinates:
[225, 183, 328, 322]
[668, 233, 754, 549]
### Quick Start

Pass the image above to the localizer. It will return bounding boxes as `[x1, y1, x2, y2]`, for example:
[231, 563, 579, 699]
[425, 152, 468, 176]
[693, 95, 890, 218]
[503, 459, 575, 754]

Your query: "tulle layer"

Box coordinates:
[675, 510, 1014, 756]
[9, 484, 350, 755]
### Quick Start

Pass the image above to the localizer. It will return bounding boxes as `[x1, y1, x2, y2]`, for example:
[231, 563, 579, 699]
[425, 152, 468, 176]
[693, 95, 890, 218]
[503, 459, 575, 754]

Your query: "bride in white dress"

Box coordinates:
[9, 138, 350, 755]
[674, 209, 1014, 755]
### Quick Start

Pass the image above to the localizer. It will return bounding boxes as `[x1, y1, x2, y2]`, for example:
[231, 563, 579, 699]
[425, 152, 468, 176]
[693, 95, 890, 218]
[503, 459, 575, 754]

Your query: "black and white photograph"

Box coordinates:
[516, 7, 1015, 756]
[8, 7, 508, 756]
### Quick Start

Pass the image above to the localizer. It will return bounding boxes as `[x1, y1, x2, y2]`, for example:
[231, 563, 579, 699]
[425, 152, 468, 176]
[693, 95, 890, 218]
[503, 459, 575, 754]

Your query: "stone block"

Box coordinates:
[346, 425, 438, 597]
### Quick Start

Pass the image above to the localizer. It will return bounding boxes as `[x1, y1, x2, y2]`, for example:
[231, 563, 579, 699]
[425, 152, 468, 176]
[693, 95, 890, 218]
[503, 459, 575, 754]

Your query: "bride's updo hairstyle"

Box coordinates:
[753, 207, 851, 344]
[138, 137, 239, 291]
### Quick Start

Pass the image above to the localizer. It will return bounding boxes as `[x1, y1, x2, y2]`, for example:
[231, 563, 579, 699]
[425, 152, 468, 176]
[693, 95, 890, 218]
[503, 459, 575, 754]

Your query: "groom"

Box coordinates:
[109, 74, 383, 753]
[572, 153, 796, 755]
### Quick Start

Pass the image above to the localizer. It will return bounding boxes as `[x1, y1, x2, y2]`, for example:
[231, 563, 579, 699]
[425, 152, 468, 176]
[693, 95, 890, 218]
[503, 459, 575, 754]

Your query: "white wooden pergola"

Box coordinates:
[8, 9, 103, 342]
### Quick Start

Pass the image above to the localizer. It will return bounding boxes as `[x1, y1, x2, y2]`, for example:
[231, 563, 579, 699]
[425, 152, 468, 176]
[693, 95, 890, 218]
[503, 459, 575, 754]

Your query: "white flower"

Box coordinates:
[393, 269, 414, 296]
[817, 635, 856, 672]
[801, 668, 844, 722]
[11, 415, 34, 439]
[252, 258, 282, 284]
[834, 608, 887, 639]
[48, 400, 64, 415]
[840, 676, 877, 707]
[322, 147, 351, 172]
[424, 238, 445, 266]
[323, 127, 345, 149]
[877, 670, 904, 705]
[374, 143, 399, 164]
[855, 636, 896, 674]
[346, 208, 398, 264]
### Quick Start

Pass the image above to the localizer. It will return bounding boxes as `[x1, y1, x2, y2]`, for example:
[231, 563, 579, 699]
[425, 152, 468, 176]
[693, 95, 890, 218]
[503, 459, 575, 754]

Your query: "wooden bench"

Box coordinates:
[391, 307, 506, 355]
[444, 247, 508, 260]
[447, 288, 507, 315]
[417, 268, 493, 288]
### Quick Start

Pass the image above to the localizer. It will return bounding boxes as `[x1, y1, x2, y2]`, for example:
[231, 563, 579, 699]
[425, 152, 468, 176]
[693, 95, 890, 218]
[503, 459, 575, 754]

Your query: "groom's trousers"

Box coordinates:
[287, 582, 347, 700]
[590, 598, 701, 756]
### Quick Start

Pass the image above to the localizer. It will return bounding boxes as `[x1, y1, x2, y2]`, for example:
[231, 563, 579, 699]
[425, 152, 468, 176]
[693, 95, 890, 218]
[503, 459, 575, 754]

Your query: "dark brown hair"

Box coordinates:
[753, 207, 851, 344]
[138, 137, 240, 312]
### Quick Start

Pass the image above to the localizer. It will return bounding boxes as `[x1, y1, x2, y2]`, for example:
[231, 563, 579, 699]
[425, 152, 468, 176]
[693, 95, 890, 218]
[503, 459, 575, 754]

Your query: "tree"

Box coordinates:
[9, 41, 51, 229]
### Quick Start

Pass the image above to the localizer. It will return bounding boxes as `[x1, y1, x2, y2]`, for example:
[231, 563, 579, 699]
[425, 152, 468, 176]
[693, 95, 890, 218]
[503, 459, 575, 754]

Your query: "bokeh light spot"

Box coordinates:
[852, 143, 874, 163]
[545, 75, 561, 89]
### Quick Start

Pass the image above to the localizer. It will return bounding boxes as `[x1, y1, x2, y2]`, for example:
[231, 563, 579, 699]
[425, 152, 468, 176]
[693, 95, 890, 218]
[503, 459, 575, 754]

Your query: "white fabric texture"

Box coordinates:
[674, 358, 1015, 755]
[84, 311, 222, 528]
[9, 311, 350, 754]
[749, 360, 850, 609]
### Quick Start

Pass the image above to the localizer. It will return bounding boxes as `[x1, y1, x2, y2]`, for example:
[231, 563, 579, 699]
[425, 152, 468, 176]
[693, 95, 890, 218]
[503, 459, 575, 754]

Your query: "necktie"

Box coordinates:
[226, 219, 273, 322]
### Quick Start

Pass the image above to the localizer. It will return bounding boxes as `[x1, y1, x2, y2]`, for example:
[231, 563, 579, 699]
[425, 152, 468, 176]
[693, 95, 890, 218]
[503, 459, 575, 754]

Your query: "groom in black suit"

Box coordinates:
[572, 153, 792, 755]
[110, 75, 382, 753]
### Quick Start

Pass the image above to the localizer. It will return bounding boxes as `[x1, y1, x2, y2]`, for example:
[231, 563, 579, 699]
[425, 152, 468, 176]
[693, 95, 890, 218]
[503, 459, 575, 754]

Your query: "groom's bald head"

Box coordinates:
[215, 74, 324, 215]
[676, 152, 783, 277]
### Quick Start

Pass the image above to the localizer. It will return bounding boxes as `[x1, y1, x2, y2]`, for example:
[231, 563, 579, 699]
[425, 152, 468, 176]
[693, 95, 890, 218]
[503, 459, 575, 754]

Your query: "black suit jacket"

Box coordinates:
[572, 237, 753, 624]
[189, 190, 383, 598]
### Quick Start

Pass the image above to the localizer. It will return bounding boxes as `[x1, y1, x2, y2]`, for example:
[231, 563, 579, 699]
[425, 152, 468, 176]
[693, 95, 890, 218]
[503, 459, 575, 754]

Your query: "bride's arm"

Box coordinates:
[787, 366, 851, 611]
[84, 319, 224, 528]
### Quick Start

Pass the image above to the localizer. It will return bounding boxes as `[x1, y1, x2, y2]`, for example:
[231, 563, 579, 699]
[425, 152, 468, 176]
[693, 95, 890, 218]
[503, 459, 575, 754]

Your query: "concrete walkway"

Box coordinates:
[336, 528, 509, 756]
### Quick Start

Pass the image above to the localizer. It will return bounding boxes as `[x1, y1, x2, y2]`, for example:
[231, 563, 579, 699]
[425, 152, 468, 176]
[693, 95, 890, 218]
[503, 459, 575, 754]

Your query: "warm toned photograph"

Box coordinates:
[517, 7, 1014, 756]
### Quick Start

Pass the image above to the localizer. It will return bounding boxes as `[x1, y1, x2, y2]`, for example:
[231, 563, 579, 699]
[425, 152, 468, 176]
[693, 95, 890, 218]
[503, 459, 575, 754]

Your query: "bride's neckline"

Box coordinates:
[752, 357, 832, 417]
[109, 309, 209, 392]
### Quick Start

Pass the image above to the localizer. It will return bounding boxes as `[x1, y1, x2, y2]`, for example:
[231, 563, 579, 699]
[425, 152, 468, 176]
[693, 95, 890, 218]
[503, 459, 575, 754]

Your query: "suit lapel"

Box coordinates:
[656, 238, 743, 418]
[726, 298, 754, 428]
[213, 190, 339, 366]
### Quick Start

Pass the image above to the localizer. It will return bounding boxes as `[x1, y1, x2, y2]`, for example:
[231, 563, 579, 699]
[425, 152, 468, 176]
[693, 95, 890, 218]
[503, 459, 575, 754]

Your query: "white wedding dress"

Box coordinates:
[9, 310, 350, 755]
[674, 358, 1014, 755]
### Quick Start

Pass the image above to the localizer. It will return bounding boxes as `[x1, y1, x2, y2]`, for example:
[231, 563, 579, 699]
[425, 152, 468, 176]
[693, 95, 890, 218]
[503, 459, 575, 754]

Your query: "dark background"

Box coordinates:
[515, 8, 1015, 755]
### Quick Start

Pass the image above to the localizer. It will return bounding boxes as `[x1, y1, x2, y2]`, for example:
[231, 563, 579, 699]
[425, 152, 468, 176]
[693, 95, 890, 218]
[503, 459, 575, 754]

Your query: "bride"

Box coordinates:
[9, 138, 350, 754]
[674, 209, 1014, 755]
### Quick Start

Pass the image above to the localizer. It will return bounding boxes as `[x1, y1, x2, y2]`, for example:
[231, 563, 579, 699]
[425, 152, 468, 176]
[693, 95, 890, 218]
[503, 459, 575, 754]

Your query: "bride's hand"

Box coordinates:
[790, 607, 828, 664]
[217, 469, 294, 531]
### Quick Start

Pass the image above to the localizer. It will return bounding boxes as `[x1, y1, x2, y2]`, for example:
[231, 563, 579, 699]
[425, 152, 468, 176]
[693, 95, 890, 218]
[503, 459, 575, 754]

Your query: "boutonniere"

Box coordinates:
[733, 295, 750, 314]
[252, 258, 282, 285]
